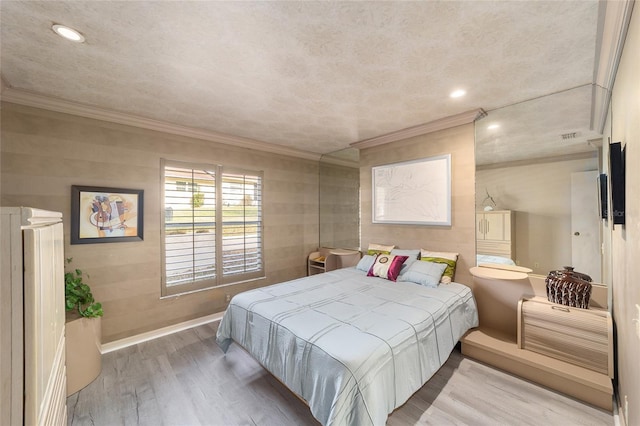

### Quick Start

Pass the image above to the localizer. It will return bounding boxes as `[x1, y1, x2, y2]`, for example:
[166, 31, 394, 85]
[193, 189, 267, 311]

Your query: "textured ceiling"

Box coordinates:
[1, 1, 600, 159]
[476, 85, 602, 166]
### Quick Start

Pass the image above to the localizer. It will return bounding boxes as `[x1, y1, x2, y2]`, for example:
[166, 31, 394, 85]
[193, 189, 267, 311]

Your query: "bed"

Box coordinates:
[476, 254, 516, 266]
[216, 267, 478, 426]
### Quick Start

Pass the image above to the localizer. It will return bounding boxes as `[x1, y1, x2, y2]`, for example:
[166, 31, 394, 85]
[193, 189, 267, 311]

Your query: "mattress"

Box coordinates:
[476, 254, 516, 265]
[216, 267, 478, 426]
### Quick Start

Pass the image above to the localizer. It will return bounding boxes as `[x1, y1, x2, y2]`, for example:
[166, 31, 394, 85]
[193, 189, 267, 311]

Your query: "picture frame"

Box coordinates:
[70, 185, 144, 244]
[372, 154, 451, 226]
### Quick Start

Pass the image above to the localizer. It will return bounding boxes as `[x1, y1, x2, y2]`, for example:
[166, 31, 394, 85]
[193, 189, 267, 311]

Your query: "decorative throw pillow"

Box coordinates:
[367, 254, 408, 282]
[367, 243, 395, 256]
[398, 261, 448, 288]
[356, 254, 376, 272]
[391, 248, 420, 274]
[420, 250, 459, 284]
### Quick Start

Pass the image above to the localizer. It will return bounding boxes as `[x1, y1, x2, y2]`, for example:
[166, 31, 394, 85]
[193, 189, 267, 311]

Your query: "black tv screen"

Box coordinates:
[598, 173, 608, 220]
[609, 142, 625, 225]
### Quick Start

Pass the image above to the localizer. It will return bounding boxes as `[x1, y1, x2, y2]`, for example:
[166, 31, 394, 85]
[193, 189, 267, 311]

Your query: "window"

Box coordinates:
[175, 181, 199, 192]
[162, 159, 263, 296]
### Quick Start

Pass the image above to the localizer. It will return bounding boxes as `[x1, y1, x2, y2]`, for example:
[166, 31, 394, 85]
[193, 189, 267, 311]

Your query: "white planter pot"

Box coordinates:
[65, 315, 101, 396]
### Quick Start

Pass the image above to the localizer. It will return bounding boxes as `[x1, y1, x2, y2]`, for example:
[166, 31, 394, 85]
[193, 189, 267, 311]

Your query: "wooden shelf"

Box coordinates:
[308, 251, 327, 275]
[470, 265, 530, 280]
[307, 248, 361, 276]
[329, 248, 359, 256]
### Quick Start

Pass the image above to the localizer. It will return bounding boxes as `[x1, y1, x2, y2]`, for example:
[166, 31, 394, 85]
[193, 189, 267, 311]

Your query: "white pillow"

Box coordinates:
[367, 254, 408, 282]
[356, 254, 376, 272]
[398, 261, 448, 288]
[391, 249, 420, 274]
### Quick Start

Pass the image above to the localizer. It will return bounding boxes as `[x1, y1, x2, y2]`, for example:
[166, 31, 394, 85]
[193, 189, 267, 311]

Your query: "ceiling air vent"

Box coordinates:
[561, 132, 579, 140]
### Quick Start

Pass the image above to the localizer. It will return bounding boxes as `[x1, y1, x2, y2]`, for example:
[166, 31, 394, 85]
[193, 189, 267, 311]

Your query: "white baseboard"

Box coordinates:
[101, 311, 225, 354]
[613, 389, 626, 426]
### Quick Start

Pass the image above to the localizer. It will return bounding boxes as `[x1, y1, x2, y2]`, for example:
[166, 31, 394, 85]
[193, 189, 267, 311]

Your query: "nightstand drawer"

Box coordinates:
[517, 297, 613, 377]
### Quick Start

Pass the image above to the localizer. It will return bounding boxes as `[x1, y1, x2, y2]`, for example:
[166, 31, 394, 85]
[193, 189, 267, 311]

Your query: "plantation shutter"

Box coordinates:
[162, 160, 263, 296]
[163, 164, 216, 293]
[220, 170, 263, 283]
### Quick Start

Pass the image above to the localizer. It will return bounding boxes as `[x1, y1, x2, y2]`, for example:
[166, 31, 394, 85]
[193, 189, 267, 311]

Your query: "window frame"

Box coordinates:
[161, 159, 264, 297]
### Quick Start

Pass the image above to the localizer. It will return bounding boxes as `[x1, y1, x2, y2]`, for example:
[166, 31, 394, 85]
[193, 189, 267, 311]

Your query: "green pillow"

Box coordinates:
[420, 250, 459, 283]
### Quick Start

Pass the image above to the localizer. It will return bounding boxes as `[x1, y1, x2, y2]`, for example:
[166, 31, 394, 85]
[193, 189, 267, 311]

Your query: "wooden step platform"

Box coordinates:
[461, 327, 613, 411]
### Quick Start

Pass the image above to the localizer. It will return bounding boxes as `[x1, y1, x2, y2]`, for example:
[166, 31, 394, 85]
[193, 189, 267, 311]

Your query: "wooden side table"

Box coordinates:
[517, 296, 613, 377]
[308, 248, 360, 275]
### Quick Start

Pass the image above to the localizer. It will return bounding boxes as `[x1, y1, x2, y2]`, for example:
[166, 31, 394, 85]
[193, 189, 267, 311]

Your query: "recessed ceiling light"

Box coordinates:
[52, 24, 85, 43]
[450, 89, 466, 98]
[487, 123, 500, 130]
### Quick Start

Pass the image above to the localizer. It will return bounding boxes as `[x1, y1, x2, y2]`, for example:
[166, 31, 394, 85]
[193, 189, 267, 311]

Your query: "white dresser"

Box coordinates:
[1, 208, 67, 426]
[476, 210, 515, 259]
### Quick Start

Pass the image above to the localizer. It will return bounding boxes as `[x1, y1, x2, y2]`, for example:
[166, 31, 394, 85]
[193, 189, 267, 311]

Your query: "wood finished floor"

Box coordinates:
[67, 322, 613, 426]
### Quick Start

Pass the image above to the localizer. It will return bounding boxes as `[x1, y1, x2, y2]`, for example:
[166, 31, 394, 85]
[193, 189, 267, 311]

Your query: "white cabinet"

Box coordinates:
[477, 210, 511, 240]
[476, 210, 515, 259]
[1, 208, 67, 426]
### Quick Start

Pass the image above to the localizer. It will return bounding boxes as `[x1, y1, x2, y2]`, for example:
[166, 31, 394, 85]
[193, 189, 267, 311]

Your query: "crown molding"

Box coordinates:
[591, 0, 635, 133]
[319, 156, 359, 168]
[350, 108, 487, 150]
[476, 150, 597, 171]
[0, 85, 322, 161]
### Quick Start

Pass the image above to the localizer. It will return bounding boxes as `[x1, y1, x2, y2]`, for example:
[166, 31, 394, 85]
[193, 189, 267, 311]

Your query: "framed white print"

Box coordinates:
[372, 154, 451, 226]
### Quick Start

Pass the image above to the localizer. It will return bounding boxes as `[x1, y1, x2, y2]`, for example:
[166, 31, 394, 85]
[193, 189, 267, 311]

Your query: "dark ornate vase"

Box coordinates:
[545, 266, 592, 309]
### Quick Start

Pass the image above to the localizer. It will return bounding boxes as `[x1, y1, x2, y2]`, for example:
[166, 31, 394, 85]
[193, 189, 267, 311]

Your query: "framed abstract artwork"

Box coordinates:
[372, 154, 451, 226]
[70, 185, 144, 244]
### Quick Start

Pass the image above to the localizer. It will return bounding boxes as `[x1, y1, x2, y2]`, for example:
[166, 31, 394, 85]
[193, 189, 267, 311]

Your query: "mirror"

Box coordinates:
[319, 148, 360, 250]
[475, 85, 608, 283]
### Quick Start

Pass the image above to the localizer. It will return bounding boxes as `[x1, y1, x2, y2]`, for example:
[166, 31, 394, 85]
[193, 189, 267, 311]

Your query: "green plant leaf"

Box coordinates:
[64, 260, 103, 318]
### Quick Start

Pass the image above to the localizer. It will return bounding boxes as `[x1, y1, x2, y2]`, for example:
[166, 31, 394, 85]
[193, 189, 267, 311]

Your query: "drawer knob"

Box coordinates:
[551, 305, 570, 312]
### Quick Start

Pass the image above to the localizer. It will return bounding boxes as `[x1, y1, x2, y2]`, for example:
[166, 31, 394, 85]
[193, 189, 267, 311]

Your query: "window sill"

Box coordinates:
[160, 275, 267, 299]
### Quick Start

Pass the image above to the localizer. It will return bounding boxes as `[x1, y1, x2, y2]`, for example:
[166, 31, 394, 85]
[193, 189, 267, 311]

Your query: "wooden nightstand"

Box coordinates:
[517, 297, 613, 377]
[308, 251, 328, 275]
[308, 248, 360, 276]
[461, 273, 613, 411]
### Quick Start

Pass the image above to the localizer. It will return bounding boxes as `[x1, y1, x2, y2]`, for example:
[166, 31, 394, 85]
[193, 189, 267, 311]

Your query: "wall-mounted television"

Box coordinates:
[598, 173, 608, 220]
[609, 142, 625, 225]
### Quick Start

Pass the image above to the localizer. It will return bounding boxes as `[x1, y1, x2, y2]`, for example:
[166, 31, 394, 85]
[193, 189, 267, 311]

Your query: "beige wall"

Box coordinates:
[360, 123, 476, 286]
[608, 6, 640, 424]
[476, 157, 598, 275]
[0, 103, 319, 343]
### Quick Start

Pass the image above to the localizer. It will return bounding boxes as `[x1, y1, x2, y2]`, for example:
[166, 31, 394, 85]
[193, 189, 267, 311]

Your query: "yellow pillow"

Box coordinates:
[367, 243, 395, 256]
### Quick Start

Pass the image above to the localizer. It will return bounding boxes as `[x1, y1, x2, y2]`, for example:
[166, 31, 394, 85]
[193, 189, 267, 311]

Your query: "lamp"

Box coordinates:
[482, 189, 496, 211]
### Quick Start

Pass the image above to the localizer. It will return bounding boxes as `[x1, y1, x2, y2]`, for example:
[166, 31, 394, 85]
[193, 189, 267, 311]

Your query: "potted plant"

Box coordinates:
[64, 258, 103, 396]
[65, 259, 103, 319]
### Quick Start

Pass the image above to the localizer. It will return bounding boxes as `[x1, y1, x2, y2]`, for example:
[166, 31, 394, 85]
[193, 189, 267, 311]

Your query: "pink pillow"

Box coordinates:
[367, 254, 409, 282]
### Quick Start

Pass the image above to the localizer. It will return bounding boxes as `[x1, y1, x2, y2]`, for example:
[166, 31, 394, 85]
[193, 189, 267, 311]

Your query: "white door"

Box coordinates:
[571, 171, 601, 282]
[23, 222, 66, 426]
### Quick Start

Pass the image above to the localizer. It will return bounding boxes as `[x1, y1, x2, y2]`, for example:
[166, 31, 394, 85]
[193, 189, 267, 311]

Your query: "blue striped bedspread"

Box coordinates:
[216, 267, 478, 426]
